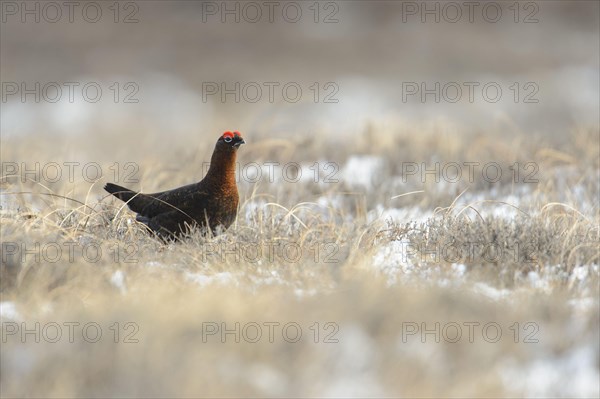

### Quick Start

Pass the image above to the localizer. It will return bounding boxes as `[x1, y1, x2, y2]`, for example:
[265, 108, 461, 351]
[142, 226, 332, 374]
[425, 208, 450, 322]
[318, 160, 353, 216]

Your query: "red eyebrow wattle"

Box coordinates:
[223, 131, 234, 138]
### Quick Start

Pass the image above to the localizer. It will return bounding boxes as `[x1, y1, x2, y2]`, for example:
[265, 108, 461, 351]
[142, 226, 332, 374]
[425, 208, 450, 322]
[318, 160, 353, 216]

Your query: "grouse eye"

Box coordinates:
[222, 131, 234, 142]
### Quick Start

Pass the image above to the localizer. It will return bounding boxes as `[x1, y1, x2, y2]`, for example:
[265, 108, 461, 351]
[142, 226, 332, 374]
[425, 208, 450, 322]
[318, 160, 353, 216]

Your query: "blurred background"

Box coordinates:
[1, 1, 599, 398]
[1, 1, 598, 142]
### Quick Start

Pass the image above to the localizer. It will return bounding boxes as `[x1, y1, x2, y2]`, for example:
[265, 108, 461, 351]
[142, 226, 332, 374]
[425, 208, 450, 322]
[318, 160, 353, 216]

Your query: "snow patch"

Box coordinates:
[372, 239, 414, 285]
[451, 263, 467, 276]
[110, 270, 127, 294]
[568, 297, 599, 314]
[341, 156, 384, 188]
[184, 272, 237, 287]
[526, 271, 553, 294]
[367, 205, 428, 224]
[294, 288, 318, 298]
[472, 282, 511, 301]
[500, 345, 599, 398]
[0, 302, 21, 321]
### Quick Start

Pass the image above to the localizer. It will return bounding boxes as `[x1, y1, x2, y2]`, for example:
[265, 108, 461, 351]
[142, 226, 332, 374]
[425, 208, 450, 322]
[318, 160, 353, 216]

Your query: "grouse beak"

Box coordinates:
[234, 138, 245, 147]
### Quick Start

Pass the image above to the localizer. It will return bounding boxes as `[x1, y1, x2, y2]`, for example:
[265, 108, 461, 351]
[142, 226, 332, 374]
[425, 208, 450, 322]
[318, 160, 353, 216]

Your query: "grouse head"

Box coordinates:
[217, 131, 245, 152]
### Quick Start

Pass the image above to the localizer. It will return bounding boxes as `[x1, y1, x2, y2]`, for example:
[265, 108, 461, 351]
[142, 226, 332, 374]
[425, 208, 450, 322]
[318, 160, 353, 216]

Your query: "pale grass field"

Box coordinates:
[1, 126, 599, 397]
[1, 1, 599, 396]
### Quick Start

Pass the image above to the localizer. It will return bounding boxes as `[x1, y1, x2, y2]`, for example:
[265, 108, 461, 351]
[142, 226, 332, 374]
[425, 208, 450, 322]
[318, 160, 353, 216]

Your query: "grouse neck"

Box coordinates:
[204, 147, 238, 184]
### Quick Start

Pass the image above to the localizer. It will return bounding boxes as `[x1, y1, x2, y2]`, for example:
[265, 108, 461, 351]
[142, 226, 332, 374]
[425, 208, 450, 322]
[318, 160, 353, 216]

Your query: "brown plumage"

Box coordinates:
[104, 131, 245, 240]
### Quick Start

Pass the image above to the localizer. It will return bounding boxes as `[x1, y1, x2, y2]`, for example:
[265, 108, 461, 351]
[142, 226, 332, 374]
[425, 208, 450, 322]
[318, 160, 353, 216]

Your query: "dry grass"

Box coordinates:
[1, 126, 599, 398]
[2, 2, 598, 395]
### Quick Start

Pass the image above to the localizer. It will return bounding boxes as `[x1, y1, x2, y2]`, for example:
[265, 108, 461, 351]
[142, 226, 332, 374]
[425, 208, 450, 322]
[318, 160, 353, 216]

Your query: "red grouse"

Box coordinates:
[104, 131, 245, 239]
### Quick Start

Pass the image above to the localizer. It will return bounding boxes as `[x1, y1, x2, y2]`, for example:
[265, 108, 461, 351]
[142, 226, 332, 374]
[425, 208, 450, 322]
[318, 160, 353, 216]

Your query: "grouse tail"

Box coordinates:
[104, 183, 137, 203]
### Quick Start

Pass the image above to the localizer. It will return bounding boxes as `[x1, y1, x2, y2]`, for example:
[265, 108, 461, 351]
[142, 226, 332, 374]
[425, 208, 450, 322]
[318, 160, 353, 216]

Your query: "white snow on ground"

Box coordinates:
[500, 345, 600, 398]
[572, 265, 591, 280]
[0, 190, 42, 214]
[525, 271, 553, 294]
[0, 190, 19, 212]
[0, 302, 54, 321]
[569, 265, 599, 288]
[451, 263, 467, 276]
[449, 191, 527, 220]
[243, 200, 265, 223]
[183, 269, 316, 299]
[568, 297, 600, 315]
[372, 238, 598, 396]
[248, 269, 286, 287]
[367, 205, 429, 224]
[244, 195, 351, 226]
[248, 270, 322, 299]
[372, 239, 414, 286]
[315, 195, 343, 210]
[341, 156, 385, 189]
[372, 237, 599, 307]
[110, 270, 127, 294]
[472, 282, 512, 301]
[293, 288, 318, 298]
[184, 271, 237, 287]
[0, 301, 21, 321]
